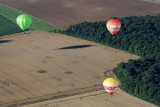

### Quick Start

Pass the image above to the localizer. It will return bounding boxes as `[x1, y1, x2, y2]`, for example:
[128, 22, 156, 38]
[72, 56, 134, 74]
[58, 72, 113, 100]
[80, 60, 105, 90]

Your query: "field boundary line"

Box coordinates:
[0, 84, 103, 107]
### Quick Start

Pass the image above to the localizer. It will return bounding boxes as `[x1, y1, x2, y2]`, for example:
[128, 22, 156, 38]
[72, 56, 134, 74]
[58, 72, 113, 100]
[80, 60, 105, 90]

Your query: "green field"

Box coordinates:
[0, 15, 22, 36]
[0, 3, 63, 36]
[144, 0, 160, 4]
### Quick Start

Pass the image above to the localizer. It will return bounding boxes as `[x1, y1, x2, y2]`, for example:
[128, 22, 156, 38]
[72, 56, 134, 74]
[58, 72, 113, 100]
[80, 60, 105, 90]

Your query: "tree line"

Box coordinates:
[59, 14, 160, 106]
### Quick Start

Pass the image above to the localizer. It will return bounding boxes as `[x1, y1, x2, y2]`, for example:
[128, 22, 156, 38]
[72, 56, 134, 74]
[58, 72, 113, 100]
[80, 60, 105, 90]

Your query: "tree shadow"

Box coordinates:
[56, 45, 94, 50]
[0, 40, 13, 44]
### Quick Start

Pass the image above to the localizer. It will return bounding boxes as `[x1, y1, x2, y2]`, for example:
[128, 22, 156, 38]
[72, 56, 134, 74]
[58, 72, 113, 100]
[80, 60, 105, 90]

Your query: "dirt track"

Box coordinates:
[1, 0, 160, 28]
[0, 31, 140, 106]
[21, 88, 157, 107]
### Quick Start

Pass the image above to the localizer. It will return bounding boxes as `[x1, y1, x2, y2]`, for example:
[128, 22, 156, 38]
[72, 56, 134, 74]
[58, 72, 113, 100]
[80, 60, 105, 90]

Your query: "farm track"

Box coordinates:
[21, 88, 157, 107]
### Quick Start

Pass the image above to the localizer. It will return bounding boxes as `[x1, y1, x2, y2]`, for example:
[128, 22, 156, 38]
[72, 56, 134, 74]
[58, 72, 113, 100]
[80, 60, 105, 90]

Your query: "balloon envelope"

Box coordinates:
[16, 14, 32, 31]
[106, 19, 121, 35]
[103, 78, 119, 95]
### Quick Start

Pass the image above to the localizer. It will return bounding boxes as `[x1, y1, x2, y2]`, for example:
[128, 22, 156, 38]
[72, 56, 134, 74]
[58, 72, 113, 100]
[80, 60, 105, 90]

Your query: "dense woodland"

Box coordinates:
[62, 15, 160, 106]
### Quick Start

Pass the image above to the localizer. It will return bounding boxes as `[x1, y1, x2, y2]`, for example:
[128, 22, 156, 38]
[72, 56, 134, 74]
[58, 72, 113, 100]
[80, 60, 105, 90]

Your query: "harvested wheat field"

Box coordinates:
[21, 88, 157, 107]
[1, 0, 160, 28]
[0, 31, 140, 106]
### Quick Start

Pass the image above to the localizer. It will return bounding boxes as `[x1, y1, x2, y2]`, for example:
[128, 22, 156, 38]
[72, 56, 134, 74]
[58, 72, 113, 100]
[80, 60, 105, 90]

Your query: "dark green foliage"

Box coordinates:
[62, 15, 160, 106]
[64, 71, 73, 74]
[113, 59, 160, 106]
[64, 15, 160, 57]
[37, 70, 47, 73]
[0, 15, 22, 36]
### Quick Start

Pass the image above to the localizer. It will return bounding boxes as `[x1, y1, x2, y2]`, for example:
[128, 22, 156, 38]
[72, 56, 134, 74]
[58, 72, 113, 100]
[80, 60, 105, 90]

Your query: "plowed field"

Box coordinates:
[0, 0, 160, 28]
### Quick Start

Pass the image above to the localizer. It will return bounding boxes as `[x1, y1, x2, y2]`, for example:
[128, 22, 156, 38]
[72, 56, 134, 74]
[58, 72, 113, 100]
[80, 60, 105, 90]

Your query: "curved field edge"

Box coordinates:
[62, 15, 160, 106]
[0, 3, 63, 33]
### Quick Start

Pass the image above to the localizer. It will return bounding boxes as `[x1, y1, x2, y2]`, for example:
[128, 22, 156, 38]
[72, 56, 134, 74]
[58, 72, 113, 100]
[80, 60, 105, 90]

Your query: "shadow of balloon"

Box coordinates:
[0, 40, 13, 44]
[56, 45, 94, 50]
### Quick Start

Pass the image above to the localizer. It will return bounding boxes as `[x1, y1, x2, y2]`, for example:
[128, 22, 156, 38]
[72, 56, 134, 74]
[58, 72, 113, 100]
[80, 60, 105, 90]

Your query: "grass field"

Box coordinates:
[0, 15, 22, 36]
[0, 3, 63, 33]
[144, 0, 160, 4]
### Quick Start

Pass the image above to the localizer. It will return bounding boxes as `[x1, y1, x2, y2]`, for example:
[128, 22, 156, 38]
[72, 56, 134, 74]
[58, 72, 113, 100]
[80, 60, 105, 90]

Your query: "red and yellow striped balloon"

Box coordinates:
[103, 78, 119, 95]
[106, 19, 121, 35]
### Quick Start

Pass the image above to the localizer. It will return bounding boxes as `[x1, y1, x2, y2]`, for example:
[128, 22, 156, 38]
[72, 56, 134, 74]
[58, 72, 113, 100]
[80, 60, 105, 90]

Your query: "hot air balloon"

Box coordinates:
[16, 14, 32, 33]
[106, 19, 121, 38]
[103, 78, 119, 95]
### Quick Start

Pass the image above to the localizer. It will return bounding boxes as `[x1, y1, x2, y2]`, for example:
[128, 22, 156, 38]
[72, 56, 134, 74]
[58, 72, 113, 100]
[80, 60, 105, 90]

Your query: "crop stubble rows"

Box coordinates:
[0, 31, 139, 106]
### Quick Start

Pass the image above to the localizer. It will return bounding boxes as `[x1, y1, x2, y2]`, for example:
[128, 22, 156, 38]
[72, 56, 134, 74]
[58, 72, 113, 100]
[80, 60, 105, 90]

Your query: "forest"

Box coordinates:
[61, 15, 160, 106]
